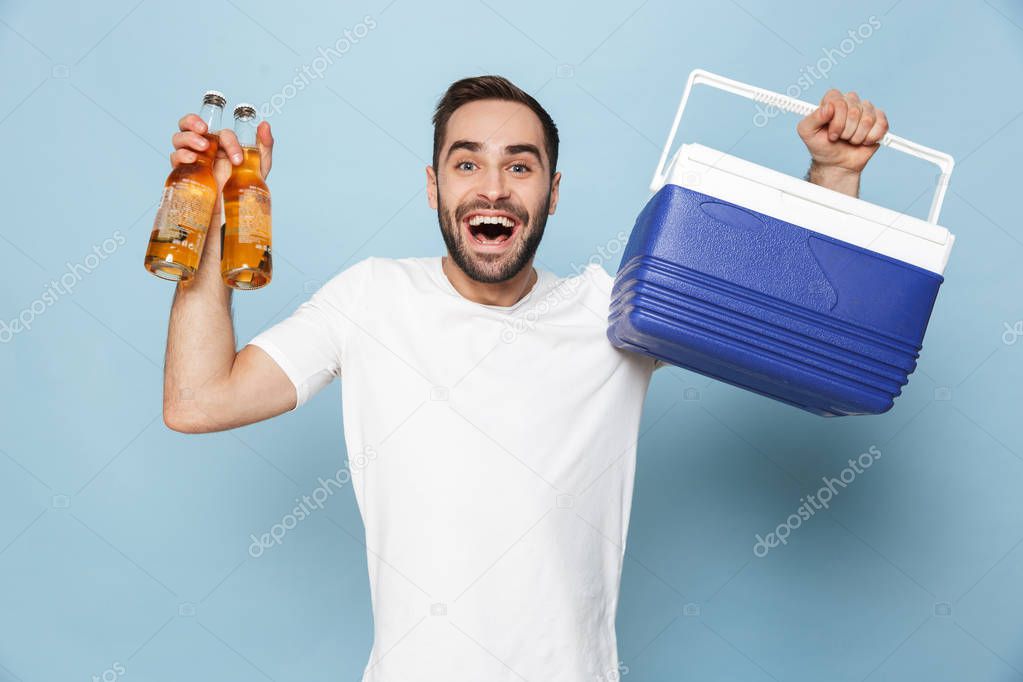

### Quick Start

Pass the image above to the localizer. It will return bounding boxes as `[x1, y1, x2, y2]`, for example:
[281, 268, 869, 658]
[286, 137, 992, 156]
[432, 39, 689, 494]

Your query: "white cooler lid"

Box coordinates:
[661, 143, 955, 275]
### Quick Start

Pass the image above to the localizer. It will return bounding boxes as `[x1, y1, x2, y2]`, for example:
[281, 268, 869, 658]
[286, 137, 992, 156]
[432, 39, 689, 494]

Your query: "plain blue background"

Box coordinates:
[1, 1, 1021, 680]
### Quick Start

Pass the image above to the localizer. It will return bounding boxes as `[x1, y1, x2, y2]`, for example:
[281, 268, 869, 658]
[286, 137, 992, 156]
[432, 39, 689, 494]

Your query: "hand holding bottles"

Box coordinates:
[145, 92, 275, 288]
[170, 114, 273, 192]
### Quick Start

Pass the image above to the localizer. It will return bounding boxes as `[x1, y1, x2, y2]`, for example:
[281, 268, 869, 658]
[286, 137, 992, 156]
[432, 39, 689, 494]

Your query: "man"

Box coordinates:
[162, 75, 889, 681]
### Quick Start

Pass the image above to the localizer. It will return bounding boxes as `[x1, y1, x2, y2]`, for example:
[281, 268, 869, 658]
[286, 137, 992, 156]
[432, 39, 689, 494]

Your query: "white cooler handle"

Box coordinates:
[651, 68, 955, 225]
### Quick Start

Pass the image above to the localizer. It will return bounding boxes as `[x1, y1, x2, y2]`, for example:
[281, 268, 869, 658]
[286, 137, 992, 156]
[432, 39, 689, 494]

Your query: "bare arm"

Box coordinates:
[162, 114, 293, 433]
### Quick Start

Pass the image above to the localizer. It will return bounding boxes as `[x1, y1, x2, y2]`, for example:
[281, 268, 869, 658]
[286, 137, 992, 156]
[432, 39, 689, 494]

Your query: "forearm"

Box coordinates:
[163, 197, 237, 431]
[805, 161, 860, 198]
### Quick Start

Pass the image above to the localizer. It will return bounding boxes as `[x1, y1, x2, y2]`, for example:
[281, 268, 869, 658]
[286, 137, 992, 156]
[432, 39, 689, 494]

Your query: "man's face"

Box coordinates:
[427, 99, 560, 284]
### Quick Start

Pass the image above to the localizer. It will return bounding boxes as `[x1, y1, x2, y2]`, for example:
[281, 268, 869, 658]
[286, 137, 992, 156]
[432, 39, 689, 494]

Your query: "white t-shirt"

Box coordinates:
[248, 256, 659, 682]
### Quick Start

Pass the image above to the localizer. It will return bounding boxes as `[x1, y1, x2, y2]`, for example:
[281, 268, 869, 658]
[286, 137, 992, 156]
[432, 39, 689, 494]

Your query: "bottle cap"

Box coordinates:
[234, 103, 257, 119]
[203, 90, 227, 108]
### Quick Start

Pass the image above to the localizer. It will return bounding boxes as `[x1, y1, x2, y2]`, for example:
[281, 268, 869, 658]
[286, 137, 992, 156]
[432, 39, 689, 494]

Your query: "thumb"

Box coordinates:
[257, 121, 274, 177]
[797, 101, 833, 138]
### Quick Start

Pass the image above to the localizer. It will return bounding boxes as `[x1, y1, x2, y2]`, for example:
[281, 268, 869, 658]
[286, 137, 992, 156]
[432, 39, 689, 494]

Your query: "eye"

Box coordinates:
[456, 160, 477, 171]
[508, 163, 530, 173]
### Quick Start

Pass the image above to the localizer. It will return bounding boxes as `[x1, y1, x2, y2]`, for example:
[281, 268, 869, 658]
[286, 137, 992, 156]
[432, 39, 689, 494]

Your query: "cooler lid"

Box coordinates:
[663, 143, 955, 275]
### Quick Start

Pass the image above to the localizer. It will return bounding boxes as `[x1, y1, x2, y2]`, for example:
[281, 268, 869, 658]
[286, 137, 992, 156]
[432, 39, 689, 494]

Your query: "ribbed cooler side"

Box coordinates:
[607, 184, 944, 416]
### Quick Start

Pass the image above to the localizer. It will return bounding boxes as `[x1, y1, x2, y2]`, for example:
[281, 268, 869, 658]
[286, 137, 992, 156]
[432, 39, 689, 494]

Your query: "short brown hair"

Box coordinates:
[432, 75, 559, 178]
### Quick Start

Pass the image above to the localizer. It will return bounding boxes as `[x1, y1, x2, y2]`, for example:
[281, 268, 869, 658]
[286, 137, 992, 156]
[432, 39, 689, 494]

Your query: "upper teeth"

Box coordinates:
[469, 215, 515, 228]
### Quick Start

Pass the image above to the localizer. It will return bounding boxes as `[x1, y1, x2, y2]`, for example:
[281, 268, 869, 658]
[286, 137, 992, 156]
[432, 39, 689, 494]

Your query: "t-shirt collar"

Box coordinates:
[428, 256, 550, 312]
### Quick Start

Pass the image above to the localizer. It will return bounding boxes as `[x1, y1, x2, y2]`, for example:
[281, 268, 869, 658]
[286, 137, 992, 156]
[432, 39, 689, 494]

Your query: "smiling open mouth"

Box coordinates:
[464, 213, 520, 246]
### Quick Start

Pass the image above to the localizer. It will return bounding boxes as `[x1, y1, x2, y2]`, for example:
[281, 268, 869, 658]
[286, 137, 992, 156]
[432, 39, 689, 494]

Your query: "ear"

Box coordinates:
[426, 165, 438, 210]
[547, 171, 561, 215]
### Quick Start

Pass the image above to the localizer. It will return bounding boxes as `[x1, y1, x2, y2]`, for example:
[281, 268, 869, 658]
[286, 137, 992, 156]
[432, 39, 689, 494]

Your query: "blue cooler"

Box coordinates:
[608, 70, 956, 416]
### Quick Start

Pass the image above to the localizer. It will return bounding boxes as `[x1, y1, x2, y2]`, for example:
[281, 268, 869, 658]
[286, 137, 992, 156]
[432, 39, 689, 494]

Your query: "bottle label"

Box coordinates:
[237, 186, 272, 246]
[153, 178, 216, 246]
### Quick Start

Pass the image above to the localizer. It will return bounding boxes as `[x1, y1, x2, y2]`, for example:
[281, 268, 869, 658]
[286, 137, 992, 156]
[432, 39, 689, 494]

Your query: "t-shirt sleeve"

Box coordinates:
[246, 258, 371, 411]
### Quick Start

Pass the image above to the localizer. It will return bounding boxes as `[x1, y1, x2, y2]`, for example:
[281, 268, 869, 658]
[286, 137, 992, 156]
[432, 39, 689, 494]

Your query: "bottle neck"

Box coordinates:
[199, 103, 224, 134]
[234, 115, 257, 148]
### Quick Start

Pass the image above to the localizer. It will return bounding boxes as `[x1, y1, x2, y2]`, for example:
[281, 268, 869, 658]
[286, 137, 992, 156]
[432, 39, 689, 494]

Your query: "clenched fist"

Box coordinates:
[797, 89, 889, 196]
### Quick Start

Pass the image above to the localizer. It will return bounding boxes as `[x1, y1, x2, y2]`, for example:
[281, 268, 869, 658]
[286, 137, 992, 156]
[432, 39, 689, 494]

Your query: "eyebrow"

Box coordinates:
[445, 140, 544, 167]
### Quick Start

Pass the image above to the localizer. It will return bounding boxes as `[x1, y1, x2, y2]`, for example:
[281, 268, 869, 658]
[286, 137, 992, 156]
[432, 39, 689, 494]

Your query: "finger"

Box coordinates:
[218, 128, 243, 165]
[178, 113, 207, 134]
[849, 101, 876, 145]
[257, 121, 273, 149]
[828, 98, 848, 142]
[170, 149, 198, 167]
[840, 100, 861, 140]
[821, 88, 844, 105]
[172, 131, 211, 152]
[844, 90, 861, 104]
[864, 108, 889, 145]
[256, 121, 273, 176]
[796, 100, 833, 137]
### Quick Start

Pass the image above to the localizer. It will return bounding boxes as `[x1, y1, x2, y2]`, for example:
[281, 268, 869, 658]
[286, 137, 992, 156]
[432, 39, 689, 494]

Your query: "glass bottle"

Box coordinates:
[221, 104, 272, 290]
[144, 90, 226, 281]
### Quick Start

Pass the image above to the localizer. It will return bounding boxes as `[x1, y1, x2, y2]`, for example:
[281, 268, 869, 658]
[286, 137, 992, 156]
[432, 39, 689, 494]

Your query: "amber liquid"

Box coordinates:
[222, 147, 272, 290]
[144, 133, 220, 281]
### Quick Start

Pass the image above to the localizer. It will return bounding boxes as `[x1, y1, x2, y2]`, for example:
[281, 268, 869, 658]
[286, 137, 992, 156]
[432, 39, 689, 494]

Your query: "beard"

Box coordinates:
[437, 186, 551, 284]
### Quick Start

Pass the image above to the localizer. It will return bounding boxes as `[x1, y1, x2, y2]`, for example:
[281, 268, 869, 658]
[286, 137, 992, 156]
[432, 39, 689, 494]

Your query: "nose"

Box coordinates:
[477, 164, 509, 205]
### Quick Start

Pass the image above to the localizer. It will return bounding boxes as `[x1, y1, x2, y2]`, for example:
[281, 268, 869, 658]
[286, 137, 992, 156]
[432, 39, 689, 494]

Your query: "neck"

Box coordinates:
[441, 255, 538, 307]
